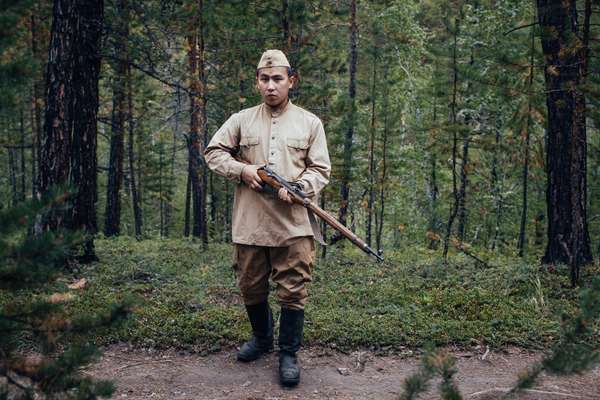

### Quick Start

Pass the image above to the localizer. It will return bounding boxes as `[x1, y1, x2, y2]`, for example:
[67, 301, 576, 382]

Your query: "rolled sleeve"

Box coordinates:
[204, 113, 245, 183]
[298, 119, 331, 198]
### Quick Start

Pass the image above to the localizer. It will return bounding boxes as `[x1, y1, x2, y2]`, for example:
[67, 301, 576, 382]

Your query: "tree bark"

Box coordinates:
[518, 19, 536, 257]
[30, 1, 47, 200]
[40, 0, 77, 230]
[184, 166, 191, 237]
[376, 64, 390, 254]
[104, 0, 129, 237]
[19, 109, 27, 201]
[443, 17, 461, 260]
[490, 126, 502, 251]
[537, 0, 592, 272]
[8, 146, 18, 206]
[186, 0, 206, 241]
[428, 102, 439, 249]
[68, 0, 103, 262]
[281, 0, 291, 53]
[337, 0, 358, 233]
[366, 46, 377, 248]
[198, 2, 209, 246]
[127, 65, 142, 240]
[457, 136, 470, 241]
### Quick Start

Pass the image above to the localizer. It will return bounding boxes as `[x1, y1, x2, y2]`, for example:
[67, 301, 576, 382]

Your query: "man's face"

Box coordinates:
[256, 66, 295, 108]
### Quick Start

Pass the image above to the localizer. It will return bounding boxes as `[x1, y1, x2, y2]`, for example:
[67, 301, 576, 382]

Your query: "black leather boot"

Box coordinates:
[237, 301, 274, 362]
[278, 308, 304, 387]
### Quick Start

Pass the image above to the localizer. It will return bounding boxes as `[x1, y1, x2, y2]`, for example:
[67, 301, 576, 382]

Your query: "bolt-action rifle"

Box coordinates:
[235, 156, 384, 262]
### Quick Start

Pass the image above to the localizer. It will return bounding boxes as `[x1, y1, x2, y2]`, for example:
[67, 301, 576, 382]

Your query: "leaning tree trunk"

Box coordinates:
[537, 0, 592, 275]
[104, 0, 129, 237]
[69, 0, 103, 262]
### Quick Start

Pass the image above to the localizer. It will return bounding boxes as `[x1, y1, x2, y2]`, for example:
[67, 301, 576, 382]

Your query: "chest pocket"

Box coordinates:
[240, 135, 260, 147]
[239, 135, 261, 163]
[286, 138, 309, 151]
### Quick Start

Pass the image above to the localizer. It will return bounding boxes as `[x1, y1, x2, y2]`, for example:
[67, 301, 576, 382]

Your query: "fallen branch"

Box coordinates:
[469, 387, 596, 399]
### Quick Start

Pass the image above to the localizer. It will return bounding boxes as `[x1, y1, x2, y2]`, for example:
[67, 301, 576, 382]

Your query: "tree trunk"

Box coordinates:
[186, 0, 206, 241]
[30, 1, 46, 200]
[104, 0, 129, 237]
[127, 65, 142, 240]
[159, 142, 165, 237]
[490, 127, 502, 251]
[376, 64, 390, 254]
[40, 0, 77, 230]
[184, 161, 191, 238]
[166, 87, 181, 237]
[457, 136, 470, 241]
[320, 193, 327, 259]
[366, 47, 377, 247]
[518, 19, 536, 257]
[198, 2, 208, 246]
[537, 0, 592, 274]
[428, 102, 439, 249]
[443, 17, 461, 260]
[281, 0, 291, 53]
[19, 109, 27, 201]
[337, 0, 357, 232]
[8, 146, 18, 206]
[68, 0, 104, 263]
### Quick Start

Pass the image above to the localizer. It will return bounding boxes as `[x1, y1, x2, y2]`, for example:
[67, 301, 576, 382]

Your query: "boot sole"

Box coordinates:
[280, 374, 300, 387]
[236, 348, 273, 362]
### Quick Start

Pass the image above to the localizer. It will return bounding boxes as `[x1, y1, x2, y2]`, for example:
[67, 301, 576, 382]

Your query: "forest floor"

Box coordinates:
[87, 343, 600, 400]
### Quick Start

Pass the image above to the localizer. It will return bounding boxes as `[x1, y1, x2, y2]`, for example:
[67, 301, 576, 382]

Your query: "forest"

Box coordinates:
[1, 0, 600, 399]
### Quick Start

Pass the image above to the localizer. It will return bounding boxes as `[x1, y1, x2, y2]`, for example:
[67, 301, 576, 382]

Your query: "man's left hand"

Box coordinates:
[278, 188, 293, 204]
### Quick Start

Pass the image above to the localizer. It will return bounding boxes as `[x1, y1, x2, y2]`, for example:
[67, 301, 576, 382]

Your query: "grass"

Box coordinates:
[9, 237, 598, 353]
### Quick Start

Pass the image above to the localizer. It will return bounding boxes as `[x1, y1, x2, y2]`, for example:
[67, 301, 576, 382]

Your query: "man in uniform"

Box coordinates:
[204, 49, 331, 387]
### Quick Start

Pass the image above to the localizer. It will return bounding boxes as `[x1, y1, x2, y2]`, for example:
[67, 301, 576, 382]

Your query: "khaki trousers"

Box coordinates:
[233, 237, 315, 310]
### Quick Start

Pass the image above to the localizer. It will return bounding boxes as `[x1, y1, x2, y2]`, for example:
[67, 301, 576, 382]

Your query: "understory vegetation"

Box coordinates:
[9, 237, 594, 353]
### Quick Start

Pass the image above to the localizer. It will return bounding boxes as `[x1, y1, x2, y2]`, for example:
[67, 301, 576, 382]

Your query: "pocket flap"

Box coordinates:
[286, 138, 309, 150]
[240, 136, 260, 146]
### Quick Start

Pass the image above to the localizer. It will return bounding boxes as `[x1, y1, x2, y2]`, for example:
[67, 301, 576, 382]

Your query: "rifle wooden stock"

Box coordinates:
[234, 155, 383, 262]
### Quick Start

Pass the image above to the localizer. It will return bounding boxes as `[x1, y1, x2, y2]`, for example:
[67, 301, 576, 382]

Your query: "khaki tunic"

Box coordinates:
[204, 101, 331, 246]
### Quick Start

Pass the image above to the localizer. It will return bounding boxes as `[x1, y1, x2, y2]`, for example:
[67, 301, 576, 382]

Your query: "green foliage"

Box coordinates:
[44, 238, 595, 354]
[398, 276, 600, 400]
[399, 345, 462, 400]
[0, 194, 132, 399]
[509, 276, 600, 395]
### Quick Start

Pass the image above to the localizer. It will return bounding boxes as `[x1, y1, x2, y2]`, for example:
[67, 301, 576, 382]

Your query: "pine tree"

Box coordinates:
[0, 191, 131, 399]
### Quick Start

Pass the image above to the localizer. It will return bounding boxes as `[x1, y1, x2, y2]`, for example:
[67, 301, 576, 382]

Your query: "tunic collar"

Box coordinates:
[266, 99, 292, 118]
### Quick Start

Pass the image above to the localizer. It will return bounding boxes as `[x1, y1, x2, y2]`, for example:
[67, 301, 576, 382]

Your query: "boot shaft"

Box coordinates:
[279, 308, 304, 354]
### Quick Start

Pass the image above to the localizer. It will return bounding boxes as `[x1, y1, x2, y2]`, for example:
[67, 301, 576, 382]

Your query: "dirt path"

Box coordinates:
[87, 344, 600, 400]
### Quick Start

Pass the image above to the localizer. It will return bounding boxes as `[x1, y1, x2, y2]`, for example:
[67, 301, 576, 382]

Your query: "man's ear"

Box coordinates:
[289, 75, 296, 89]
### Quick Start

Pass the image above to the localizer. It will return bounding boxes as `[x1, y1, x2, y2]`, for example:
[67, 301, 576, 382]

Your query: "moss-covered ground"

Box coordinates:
[9, 237, 599, 353]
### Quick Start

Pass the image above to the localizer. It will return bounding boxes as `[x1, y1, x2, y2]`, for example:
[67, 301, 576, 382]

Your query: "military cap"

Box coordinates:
[257, 49, 291, 70]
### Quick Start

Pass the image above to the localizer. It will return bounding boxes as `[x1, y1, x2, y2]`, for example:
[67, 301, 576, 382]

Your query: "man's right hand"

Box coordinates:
[241, 165, 264, 191]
